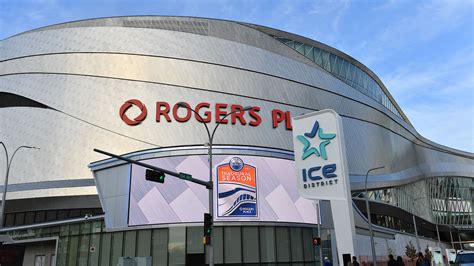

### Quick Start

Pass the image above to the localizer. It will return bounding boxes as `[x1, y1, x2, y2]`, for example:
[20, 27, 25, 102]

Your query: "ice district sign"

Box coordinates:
[292, 109, 351, 201]
[292, 109, 356, 264]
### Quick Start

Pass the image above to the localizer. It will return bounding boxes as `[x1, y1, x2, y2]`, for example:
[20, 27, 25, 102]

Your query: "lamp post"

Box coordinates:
[411, 197, 425, 252]
[0, 142, 39, 228]
[177, 103, 253, 266]
[364, 165, 385, 266]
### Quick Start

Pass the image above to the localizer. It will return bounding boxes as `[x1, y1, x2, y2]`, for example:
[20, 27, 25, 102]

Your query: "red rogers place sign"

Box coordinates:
[119, 100, 294, 130]
[119, 99, 148, 126]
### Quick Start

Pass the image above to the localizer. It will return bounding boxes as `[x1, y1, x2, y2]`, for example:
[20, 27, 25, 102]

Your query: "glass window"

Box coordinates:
[186, 226, 203, 254]
[275, 227, 290, 262]
[67, 236, 79, 266]
[303, 227, 314, 261]
[329, 54, 337, 74]
[152, 229, 168, 266]
[91, 221, 102, 234]
[59, 225, 69, 237]
[5, 213, 14, 226]
[259, 226, 276, 263]
[304, 45, 314, 61]
[45, 210, 57, 221]
[295, 42, 305, 54]
[89, 234, 100, 266]
[111, 232, 123, 266]
[35, 211, 46, 223]
[80, 221, 91, 235]
[355, 68, 363, 89]
[290, 227, 304, 262]
[69, 209, 80, 218]
[57, 237, 69, 266]
[286, 40, 295, 49]
[69, 224, 80, 236]
[322, 51, 331, 71]
[57, 210, 69, 220]
[213, 226, 224, 264]
[347, 64, 356, 85]
[224, 227, 242, 264]
[334, 56, 342, 76]
[80, 209, 92, 217]
[14, 212, 25, 225]
[78, 235, 89, 266]
[242, 227, 259, 263]
[35, 255, 46, 266]
[314, 48, 323, 66]
[100, 233, 112, 266]
[137, 229, 152, 257]
[93, 208, 104, 215]
[123, 230, 136, 257]
[50, 254, 56, 266]
[341, 59, 349, 80]
[168, 227, 185, 265]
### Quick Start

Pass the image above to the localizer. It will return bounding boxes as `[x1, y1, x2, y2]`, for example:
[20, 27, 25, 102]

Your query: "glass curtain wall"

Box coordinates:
[352, 176, 473, 229]
[274, 37, 403, 120]
[8, 220, 324, 266]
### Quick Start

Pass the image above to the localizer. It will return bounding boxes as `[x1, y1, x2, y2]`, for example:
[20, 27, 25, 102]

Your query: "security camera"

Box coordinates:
[84, 214, 92, 220]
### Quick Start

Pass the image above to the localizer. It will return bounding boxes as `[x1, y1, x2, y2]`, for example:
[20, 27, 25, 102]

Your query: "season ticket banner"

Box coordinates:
[217, 157, 258, 218]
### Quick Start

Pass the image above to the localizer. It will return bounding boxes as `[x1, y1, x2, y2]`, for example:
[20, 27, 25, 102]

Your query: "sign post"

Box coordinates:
[292, 109, 356, 265]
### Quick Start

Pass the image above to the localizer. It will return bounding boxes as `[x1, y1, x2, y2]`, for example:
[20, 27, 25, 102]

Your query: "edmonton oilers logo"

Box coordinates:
[229, 157, 244, 171]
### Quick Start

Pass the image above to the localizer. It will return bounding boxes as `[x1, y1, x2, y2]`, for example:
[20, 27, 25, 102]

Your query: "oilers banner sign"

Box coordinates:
[217, 157, 258, 217]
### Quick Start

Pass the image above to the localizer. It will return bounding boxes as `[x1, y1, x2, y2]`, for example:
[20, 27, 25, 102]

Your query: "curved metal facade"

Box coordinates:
[0, 16, 472, 228]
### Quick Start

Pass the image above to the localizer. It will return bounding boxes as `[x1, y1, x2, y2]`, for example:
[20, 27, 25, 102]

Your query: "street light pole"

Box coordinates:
[412, 214, 420, 251]
[364, 165, 385, 266]
[177, 103, 252, 266]
[0, 142, 39, 228]
[435, 223, 441, 247]
[410, 197, 424, 252]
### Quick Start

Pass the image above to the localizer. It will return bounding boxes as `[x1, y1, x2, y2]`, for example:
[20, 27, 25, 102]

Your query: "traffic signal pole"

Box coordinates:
[176, 102, 253, 266]
[93, 148, 212, 189]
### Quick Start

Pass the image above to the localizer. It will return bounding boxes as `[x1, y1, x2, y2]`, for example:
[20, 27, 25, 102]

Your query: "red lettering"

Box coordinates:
[173, 102, 191, 122]
[215, 103, 228, 124]
[285, 111, 293, 130]
[195, 102, 211, 123]
[231, 104, 247, 125]
[249, 107, 261, 126]
[272, 109, 285, 128]
[156, 102, 171, 122]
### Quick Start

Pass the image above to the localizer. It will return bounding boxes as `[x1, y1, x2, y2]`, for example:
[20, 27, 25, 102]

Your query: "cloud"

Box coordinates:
[383, 48, 473, 101]
[382, 47, 474, 152]
[405, 103, 474, 153]
[307, 0, 350, 43]
[354, 0, 473, 66]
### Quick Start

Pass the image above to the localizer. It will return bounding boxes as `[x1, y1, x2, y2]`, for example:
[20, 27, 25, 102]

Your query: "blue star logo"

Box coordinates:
[297, 121, 336, 160]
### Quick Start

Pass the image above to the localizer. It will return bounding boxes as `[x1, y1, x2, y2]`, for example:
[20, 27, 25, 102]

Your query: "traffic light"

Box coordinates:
[204, 213, 212, 236]
[203, 213, 213, 245]
[145, 169, 165, 183]
[312, 237, 322, 246]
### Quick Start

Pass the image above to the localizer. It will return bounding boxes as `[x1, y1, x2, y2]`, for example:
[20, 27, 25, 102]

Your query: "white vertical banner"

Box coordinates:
[292, 109, 356, 264]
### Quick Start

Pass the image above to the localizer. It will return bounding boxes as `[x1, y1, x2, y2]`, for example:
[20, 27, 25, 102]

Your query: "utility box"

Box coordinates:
[117, 257, 152, 266]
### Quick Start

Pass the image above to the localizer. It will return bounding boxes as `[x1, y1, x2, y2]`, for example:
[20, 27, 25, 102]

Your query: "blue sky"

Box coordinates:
[1, 0, 473, 152]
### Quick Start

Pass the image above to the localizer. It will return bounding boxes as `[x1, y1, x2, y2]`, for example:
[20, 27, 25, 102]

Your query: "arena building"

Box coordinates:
[0, 16, 472, 266]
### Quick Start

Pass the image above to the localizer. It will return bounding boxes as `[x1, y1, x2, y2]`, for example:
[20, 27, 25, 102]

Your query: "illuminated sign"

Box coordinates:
[128, 155, 318, 225]
[119, 100, 293, 130]
[217, 157, 258, 217]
